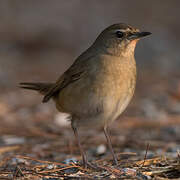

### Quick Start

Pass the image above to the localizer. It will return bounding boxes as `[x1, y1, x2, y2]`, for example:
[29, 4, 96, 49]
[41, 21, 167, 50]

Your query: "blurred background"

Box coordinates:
[0, 1, 180, 88]
[0, 0, 179, 174]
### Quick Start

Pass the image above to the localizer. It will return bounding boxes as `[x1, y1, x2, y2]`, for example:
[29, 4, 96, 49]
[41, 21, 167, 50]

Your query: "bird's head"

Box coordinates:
[94, 23, 151, 56]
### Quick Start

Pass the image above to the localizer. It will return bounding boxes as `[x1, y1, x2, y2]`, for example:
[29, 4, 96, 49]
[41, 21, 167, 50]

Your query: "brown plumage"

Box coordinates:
[20, 82, 53, 95]
[20, 23, 151, 167]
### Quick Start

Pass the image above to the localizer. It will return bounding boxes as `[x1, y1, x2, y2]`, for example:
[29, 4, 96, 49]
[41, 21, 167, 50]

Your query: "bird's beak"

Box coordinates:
[128, 31, 151, 40]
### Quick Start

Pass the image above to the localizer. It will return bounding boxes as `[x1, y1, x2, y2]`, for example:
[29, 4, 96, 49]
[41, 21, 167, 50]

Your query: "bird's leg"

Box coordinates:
[103, 126, 118, 165]
[71, 121, 88, 168]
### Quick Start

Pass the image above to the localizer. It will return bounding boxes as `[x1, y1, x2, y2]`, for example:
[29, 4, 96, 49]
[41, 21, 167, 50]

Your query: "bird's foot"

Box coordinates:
[112, 158, 119, 166]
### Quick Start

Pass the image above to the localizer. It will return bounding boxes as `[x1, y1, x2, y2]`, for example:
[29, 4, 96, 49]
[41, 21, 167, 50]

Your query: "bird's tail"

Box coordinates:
[19, 82, 54, 95]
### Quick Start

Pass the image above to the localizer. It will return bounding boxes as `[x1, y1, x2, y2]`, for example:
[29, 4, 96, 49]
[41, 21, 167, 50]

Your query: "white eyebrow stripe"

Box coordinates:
[113, 28, 131, 33]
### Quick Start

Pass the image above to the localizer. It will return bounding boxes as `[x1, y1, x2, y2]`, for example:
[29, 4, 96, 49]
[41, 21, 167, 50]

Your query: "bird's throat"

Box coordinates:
[121, 39, 138, 57]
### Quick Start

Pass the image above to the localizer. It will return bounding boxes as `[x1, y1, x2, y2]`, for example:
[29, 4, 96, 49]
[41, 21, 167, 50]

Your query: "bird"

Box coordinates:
[20, 23, 151, 168]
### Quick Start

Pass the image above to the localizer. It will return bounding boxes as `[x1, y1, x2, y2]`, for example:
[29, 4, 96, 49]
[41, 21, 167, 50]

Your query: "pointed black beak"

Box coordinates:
[128, 31, 151, 40]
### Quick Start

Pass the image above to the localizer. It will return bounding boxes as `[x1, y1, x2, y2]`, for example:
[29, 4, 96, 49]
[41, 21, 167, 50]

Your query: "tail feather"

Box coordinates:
[19, 82, 54, 95]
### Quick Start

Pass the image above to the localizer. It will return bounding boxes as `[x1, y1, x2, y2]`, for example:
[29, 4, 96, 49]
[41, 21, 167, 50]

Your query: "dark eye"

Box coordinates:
[116, 30, 123, 38]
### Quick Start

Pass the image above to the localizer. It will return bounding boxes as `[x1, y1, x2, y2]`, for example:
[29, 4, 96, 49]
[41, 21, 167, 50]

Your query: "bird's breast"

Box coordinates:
[91, 54, 136, 124]
[92, 54, 136, 98]
[56, 54, 136, 127]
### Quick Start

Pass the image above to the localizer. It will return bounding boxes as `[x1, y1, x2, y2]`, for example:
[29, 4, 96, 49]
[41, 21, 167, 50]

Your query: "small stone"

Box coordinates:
[96, 144, 106, 155]
[109, 174, 116, 179]
[47, 164, 55, 170]
[11, 157, 28, 165]
[2, 135, 25, 145]
[122, 168, 136, 176]
[63, 157, 77, 164]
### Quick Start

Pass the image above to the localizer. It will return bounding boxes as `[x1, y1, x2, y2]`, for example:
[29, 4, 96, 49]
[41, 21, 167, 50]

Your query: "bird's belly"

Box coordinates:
[103, 91, 133, 125]
[55, 65, 136, 127]
[93, 71, 136, 125]
[55, 77, 105, 124]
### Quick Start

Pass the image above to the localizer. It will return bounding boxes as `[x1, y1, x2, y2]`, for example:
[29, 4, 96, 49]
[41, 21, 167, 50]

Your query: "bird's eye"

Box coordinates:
[115, 30, 123, 38]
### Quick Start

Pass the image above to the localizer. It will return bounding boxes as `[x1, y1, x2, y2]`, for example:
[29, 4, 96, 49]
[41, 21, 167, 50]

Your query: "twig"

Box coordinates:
[37, 165, 79, 173]
[140, 142, 150, 168]
[0, 146, 20, 155]
[94, 152, 136, 164]
[16, 155, 70, 167]
[177, 149, 180, 163]
[13, 165, 24, 179]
